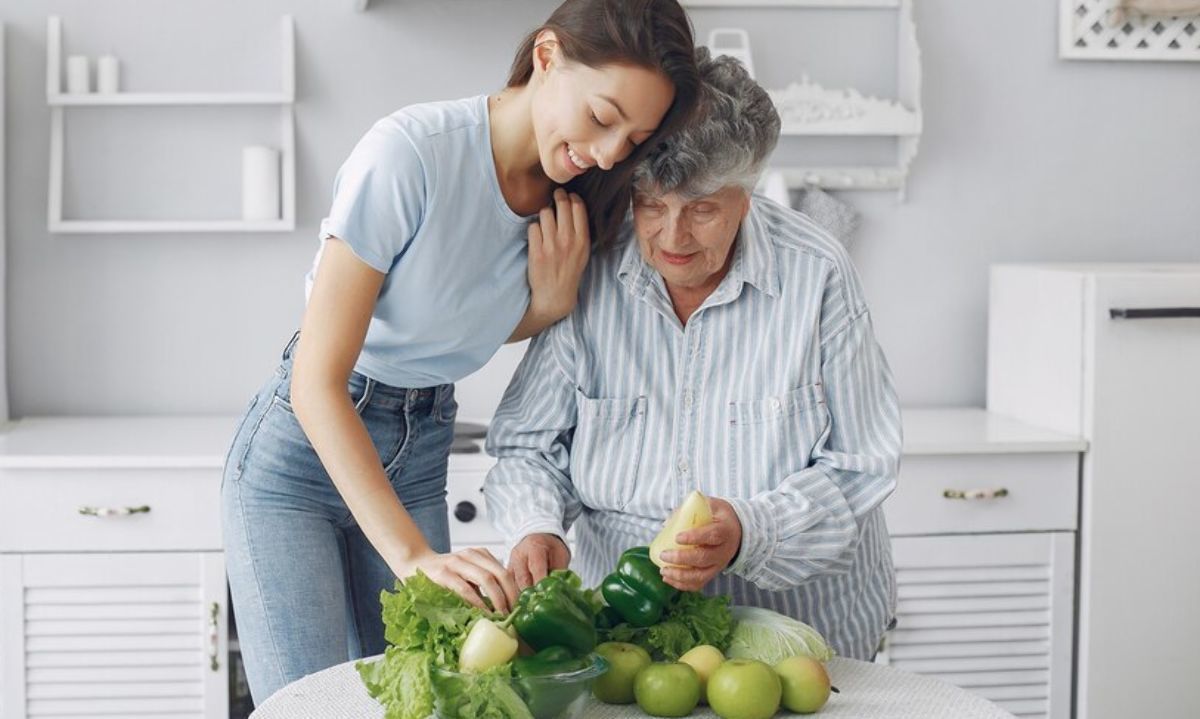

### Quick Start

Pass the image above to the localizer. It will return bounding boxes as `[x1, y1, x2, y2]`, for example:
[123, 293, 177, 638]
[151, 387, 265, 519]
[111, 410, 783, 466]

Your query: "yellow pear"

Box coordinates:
[650, 490, 714, 568]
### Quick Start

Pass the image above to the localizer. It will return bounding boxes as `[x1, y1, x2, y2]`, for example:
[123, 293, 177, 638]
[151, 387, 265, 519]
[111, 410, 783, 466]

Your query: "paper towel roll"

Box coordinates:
[242, 146, 280, 221]
[97, 56, 120, 94]
[66, 55, 90, 94]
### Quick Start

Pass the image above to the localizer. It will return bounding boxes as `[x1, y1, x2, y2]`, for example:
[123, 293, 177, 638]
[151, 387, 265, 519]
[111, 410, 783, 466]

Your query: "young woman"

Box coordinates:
[221, 0, 699, 705]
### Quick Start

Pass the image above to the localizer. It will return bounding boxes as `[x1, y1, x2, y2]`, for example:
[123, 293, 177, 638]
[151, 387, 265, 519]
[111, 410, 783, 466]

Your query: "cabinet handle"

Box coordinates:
[209, 602, 221, 672]
[1109, 307, 1200, 320]
[77, 504, 151, 517]
[943, 488, 1009, 500]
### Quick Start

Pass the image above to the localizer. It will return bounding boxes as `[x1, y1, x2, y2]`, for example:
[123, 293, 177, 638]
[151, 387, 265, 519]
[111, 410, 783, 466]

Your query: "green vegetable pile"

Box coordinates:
[358, 548, 737, 718]
[597, 546, 734, 660]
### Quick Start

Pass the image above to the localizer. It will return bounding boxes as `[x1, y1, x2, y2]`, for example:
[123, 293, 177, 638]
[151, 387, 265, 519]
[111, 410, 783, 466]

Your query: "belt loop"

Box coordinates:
[354, 377, 376, 413]
[282, 331, 301, 360]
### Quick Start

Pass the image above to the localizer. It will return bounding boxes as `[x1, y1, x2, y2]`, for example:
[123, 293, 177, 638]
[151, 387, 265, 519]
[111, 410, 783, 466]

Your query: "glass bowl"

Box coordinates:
[430, 653, 608, 719]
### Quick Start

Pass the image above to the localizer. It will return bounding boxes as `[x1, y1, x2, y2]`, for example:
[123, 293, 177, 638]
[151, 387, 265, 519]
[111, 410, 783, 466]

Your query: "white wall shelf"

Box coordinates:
[1, 22, 8, 420]
[45, 16, 297, 234]
[48, 93, 294, 107]
[685, 0, 922, 197]
[684, 1, 901, 7]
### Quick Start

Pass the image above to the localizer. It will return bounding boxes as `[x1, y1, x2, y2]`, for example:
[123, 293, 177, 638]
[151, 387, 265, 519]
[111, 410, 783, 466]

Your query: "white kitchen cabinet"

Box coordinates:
[882, 409, 1085, 719]
[988, 263, 1200, 719]
[883, 533, 1075, 719]
[1, 552, 227, 718]
[1, 410, 1086, 718]
[0, 417, 238, 719]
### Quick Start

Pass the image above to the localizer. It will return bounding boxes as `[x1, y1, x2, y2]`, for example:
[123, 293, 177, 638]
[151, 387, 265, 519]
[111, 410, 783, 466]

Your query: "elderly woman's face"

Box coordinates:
[632, 186, 751, 290]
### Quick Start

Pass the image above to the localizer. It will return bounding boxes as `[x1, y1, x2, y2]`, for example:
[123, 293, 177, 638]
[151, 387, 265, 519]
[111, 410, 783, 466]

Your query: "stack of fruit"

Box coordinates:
[593, 642, 835, 718]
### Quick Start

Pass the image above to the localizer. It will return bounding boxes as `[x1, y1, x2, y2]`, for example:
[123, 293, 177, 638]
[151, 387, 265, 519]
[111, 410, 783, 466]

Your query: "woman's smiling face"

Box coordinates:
[529, 34, 675, 185]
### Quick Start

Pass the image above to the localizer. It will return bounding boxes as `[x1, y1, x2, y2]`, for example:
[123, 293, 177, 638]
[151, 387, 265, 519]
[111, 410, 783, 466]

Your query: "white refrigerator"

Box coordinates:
[987, 263, 1200, 719]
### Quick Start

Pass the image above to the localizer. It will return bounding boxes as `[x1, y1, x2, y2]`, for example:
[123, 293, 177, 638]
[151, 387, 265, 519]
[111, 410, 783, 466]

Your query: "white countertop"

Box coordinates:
[900, 408, 1086, 455]
[0, 408, 1085, 469]
[0, 415, 237, 469]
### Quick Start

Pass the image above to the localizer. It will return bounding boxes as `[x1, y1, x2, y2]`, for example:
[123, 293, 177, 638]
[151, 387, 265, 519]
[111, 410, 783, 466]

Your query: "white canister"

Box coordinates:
[66, 55, 91, 94]
[97, 55, 120, 94]
[242, 146, 281, 222]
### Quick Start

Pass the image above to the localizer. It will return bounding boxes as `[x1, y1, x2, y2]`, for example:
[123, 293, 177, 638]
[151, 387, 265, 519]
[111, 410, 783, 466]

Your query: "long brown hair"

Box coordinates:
[507, 0, 700, 248]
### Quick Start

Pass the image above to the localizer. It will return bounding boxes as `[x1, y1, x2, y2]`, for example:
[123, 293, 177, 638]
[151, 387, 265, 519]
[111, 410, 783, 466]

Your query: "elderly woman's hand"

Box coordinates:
[528, 189, 590, 322]
[658, 498, 743, 592]
[509, 532, 572, 590]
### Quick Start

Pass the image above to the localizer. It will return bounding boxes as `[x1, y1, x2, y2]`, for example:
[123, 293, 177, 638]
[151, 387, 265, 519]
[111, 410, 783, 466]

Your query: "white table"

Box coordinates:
[250, 656, 1015, 719]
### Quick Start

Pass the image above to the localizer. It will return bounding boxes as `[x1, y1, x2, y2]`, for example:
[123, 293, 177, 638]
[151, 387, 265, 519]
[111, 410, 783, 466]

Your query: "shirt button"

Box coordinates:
[771, 398, 782, 411]
[677, 458, 690, 474]
[682, 391, 693, 408]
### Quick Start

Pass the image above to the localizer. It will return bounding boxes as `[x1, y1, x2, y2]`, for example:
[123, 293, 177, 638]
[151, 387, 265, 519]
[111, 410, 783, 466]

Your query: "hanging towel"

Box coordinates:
[793, 185, 861, 245]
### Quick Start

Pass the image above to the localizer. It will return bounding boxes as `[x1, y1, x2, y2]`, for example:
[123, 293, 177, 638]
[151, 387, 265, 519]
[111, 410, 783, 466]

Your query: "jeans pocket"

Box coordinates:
[273, 371, 375, 416]
[570, 393, 647, 511]
[222, 394, 262, 486]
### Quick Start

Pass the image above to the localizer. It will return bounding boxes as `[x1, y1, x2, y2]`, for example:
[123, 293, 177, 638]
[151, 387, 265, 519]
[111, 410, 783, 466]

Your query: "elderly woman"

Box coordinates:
[483, 50, 901, 660]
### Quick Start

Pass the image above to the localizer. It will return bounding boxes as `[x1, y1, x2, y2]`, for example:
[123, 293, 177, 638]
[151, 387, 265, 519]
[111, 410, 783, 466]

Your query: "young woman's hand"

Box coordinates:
[398, 547, 521, 614]
[527, 189, 590, 323]
[508, 533, 571, 590]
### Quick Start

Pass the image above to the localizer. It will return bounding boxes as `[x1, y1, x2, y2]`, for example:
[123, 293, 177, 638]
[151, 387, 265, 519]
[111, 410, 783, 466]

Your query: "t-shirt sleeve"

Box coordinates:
[318, 118, 428, 273]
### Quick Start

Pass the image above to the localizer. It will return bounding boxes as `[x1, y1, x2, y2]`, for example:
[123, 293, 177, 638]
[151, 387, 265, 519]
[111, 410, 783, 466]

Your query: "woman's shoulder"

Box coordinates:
[342, 96, 487, 179]
[374, 95, 487, 145]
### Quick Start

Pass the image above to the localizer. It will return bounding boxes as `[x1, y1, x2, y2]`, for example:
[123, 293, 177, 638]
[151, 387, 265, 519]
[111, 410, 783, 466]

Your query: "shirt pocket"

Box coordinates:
[570, 393, 648, 512]
[728, 383, 829, 494]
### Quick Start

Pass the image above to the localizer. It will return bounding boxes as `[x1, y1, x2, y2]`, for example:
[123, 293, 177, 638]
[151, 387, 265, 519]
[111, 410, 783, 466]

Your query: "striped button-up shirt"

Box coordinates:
[484, 197, 902, 660]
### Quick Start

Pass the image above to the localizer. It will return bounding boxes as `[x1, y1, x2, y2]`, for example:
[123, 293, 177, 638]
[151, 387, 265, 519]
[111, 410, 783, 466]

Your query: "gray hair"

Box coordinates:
[633, 47, 781, 199]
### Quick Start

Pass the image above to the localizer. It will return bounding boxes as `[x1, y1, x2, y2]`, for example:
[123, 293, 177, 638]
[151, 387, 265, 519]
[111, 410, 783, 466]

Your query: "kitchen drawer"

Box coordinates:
[884, 452, 1078, 535]
[0, 467, 221, 552]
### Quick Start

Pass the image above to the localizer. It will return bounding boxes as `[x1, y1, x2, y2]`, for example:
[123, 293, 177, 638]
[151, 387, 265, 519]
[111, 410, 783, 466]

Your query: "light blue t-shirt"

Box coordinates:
[308, 96, 532, 388]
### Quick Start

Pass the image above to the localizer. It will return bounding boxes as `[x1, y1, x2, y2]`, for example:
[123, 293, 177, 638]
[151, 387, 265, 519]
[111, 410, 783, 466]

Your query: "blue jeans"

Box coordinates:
[221, 334, 455, 705]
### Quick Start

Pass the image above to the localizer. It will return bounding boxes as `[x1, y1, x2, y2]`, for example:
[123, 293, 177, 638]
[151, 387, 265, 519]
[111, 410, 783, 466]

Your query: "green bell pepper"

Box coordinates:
[512, 646, 590, 719]
[512, 570, 598, 656]
[600, 546, 679, 628]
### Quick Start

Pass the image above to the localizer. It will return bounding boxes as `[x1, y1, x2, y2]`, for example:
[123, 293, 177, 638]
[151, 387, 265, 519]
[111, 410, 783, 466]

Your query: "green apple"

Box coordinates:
[634, 662, 701, 717]
[706, 659, 782, 719]
[678, 644, 724, 703]
[592, 642, 652, 704]
[775, 656, 832, 714]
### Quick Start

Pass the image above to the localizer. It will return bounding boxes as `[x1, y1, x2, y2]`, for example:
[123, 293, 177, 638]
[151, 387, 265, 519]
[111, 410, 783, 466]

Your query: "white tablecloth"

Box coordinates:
[251, 656, 1015, 719]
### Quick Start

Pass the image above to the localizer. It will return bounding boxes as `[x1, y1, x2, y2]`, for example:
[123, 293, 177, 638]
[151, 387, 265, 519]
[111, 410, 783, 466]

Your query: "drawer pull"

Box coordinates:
[943, 488, 1009, 500]
[77, 504, 151, 517]
[209, 602, 221, 672]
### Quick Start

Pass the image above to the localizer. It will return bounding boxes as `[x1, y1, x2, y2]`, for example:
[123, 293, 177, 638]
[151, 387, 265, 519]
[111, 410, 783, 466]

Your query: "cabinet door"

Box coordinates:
[879, 533, 1074, 719]
[1080, 274, 1200, 719]
[0, 552, 228, 719]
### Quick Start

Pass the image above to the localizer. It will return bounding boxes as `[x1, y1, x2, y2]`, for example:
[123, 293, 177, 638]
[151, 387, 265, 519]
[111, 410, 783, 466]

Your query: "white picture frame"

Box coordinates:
[1060, 0, 1200, 61]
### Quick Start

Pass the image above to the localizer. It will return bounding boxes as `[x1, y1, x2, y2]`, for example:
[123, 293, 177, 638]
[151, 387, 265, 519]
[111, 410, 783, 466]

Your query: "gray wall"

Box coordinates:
[3, 0, 1198, 419]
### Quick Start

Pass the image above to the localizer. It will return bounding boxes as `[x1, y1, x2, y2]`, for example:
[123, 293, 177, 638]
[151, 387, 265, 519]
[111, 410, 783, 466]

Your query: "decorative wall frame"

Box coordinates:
[1060, 0, 1200, 61]
[683, 0, 923, 198]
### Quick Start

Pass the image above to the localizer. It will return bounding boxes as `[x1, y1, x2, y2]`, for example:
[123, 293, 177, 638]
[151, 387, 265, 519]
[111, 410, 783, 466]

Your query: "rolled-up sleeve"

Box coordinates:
[726, 284, 902, 591]
[484, 317, 584, 555]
